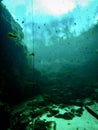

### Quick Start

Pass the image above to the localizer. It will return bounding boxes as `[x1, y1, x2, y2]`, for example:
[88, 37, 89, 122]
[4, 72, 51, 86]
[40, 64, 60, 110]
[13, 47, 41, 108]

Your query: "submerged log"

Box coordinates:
[85, 106, 98, 120]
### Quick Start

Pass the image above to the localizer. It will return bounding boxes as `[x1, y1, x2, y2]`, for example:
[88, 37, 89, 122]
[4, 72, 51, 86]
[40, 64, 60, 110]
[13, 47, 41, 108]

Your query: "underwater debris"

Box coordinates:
[85, 106, 98, 120]
[28, 52, 35, 56]
[67, 123, 71, 125]
[22, 20, 24, 24]
[8, 32, 18, 39]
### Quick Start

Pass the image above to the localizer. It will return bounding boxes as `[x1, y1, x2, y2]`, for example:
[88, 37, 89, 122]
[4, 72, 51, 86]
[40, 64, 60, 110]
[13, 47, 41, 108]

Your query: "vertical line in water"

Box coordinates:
[32, 0, 35, 70]
[31, 0, 35, 85]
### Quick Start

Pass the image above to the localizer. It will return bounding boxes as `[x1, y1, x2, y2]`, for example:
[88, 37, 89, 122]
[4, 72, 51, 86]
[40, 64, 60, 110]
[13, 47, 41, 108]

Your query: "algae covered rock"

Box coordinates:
[0, 2, 43, 105]
[0, 2, 24, 40]
[55, 111, 74, 120]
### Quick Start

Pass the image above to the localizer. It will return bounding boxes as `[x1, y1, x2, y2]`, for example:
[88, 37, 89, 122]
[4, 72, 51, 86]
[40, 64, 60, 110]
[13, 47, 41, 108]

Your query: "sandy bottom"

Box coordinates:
[40, 104, 98, 130]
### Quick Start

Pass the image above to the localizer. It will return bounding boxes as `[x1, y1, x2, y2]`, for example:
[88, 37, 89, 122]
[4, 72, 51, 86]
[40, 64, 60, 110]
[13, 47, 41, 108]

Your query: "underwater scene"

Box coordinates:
[0, 0, 98, 129]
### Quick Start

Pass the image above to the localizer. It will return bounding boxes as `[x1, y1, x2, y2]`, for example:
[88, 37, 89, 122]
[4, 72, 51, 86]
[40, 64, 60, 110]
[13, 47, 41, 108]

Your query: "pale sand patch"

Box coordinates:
[40, 104, 98, 130]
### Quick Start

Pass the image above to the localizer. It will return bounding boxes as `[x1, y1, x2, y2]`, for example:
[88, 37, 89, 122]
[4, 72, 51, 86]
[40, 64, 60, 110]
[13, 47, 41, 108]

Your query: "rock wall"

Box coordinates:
[0, 2, 42, 105]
